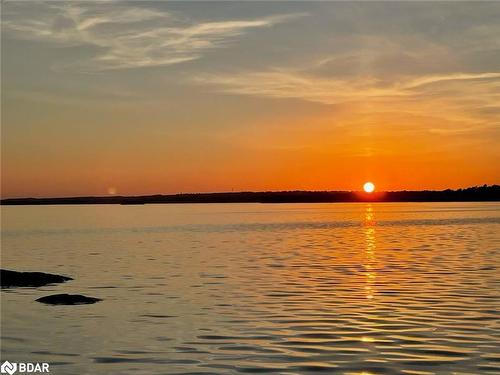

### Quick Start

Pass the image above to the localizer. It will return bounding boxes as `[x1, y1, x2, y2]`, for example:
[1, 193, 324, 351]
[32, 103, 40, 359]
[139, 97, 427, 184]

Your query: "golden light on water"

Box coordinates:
[364, 205, 377, 301]
[363, 182, 375, 193]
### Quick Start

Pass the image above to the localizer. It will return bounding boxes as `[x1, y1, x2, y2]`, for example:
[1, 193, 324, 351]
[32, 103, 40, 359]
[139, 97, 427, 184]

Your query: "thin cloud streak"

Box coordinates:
[194, 68, 500, 134]
[194, 70, 406, 105]
[195, 69, 500, 104]
[3, 2, 305, 71]
[404, 72, 500, 89]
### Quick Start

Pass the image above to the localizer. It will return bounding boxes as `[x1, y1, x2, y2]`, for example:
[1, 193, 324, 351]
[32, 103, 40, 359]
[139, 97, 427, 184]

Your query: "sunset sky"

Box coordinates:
[2, 1, 499, 198]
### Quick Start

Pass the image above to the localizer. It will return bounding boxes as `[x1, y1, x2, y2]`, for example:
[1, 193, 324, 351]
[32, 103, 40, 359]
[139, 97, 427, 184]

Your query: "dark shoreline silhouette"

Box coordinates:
[1, 185, 498, 205]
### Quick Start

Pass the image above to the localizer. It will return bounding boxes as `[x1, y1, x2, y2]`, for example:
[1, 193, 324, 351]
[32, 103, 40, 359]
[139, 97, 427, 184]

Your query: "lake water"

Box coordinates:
[1, 202, 499, 374]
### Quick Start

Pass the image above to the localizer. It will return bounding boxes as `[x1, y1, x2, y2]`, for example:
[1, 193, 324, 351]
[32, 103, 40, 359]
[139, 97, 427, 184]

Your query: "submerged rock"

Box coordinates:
[1, 269, 73, 288]
[36, 294, 102, 305]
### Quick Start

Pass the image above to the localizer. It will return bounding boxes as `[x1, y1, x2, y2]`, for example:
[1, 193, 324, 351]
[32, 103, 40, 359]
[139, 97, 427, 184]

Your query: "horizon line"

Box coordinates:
[1, 184, 498, 203]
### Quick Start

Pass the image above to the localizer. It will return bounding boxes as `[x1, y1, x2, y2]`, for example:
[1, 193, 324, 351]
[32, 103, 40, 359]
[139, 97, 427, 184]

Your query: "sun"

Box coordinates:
[363, 182, 375, 193]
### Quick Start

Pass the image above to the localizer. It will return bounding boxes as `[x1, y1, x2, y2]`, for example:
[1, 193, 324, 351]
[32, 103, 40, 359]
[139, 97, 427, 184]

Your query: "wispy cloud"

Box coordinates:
[195, 68, 500, 105]
[404, 72, 500, 89]
[193, 66, 500, 135]
[3, 2, 304, 71]
[194, 70, 406, 105]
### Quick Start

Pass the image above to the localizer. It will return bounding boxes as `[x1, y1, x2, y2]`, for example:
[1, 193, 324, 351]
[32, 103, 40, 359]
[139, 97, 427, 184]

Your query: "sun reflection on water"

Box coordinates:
[363, 204, 377, 302]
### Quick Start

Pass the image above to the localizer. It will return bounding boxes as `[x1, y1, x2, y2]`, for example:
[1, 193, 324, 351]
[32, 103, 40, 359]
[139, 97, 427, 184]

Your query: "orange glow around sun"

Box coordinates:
[363, 182, 375, 193]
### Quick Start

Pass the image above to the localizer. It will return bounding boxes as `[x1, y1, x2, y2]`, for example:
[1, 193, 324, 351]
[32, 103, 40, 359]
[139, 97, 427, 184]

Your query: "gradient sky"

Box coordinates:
[2, 1, 499, 198]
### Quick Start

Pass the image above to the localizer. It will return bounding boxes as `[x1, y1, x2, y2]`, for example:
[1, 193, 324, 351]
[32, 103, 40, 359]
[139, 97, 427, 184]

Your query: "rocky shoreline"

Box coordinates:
[1, 269, 101, 305]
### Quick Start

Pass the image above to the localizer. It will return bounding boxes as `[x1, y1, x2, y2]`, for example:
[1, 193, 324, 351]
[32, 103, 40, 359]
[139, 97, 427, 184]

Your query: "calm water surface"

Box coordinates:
[1, 203, 499, 374]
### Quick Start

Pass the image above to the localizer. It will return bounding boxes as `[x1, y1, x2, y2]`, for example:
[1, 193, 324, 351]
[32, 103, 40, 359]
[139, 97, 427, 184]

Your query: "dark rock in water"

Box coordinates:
[36, 294, 102, 305]
[1, 269, 73, 288]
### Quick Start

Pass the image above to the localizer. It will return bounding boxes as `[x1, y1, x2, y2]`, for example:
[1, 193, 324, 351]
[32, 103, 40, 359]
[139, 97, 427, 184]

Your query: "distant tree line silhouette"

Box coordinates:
[1, 185, 499, 205]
